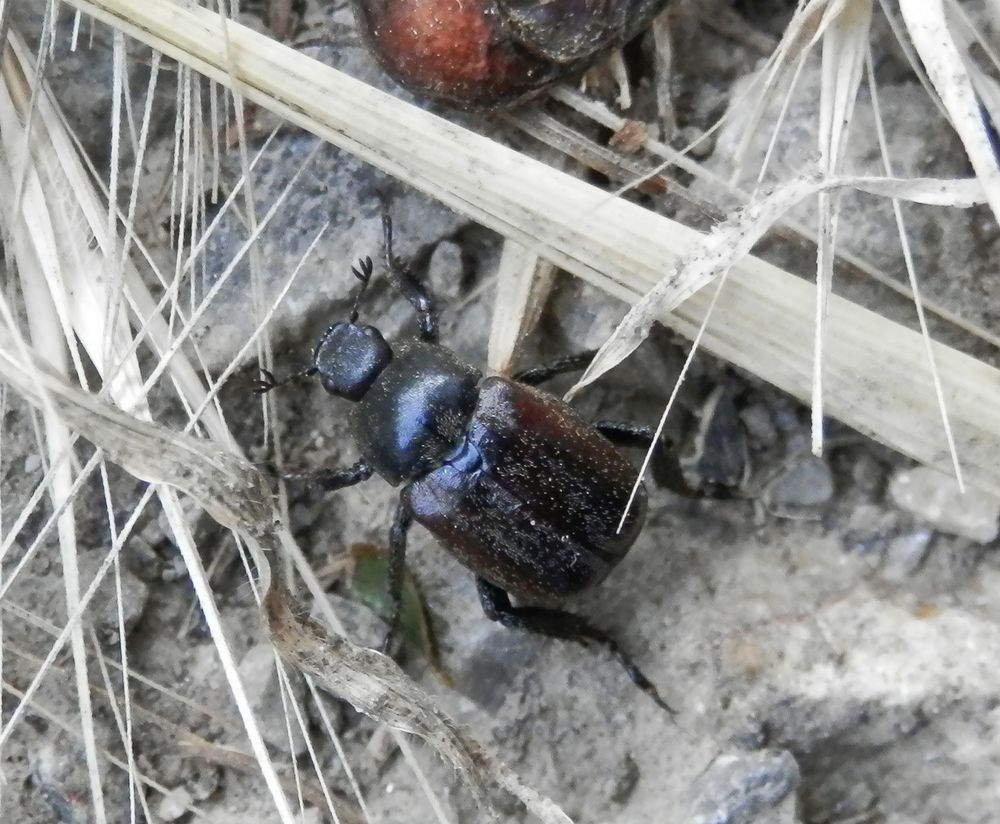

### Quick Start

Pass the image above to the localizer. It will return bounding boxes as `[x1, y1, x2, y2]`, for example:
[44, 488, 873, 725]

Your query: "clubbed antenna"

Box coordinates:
[348, 256, 374, 323]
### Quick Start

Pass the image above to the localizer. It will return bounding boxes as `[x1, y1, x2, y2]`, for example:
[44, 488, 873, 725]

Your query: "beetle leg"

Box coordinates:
[593, 420, 732, 501]
[280, 459, 374, 491]
[381, 496, 415, 654]
[380, 203, 439, 343]
[592, 420, 654, 449]
[512, 349, 598, 386]
[476, 577, 675, 713]
[252, 365, 318, 395]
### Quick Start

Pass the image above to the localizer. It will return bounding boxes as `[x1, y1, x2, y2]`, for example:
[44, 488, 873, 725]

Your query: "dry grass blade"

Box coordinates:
[812, 0, 871, 454]
[898, 0, 1000, 223]
[567, 171, 985, 393]
[488, 240, 555, 374]
[553, 85, 1000, 353]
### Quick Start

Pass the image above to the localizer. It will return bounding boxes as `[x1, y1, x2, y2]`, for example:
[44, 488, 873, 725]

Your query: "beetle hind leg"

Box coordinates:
[476, 578, 675, 713]
[594, 420, 736, 501]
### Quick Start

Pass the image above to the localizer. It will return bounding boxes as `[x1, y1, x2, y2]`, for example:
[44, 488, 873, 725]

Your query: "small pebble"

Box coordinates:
[889, 466, 999, 543]
[188, 764, 221, 802]
[764, 456, 833, 516]
[740, 403, 779, 450]
[683, 385, 748, 489]
[311, 592, 386, 650]
[157, 786, 193, 822]
[461, 624, 538, 712]
[426, 240, 465, 301]
[850, 451, 886, 497]
[237, 643, 309, 757]
[881, 530, 934, 580]
[610, 754, 640, 804]
[690, 749, 800, 824]
[841, 503, 899, 556]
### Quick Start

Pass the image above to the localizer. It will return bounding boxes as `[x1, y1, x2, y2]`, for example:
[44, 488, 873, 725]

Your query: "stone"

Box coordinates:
[609, 754, 640, 804]
[188, 764, 222, 802]
[889, 466, 1000, 543]
[30, 736, 93, 824]
[839, 502, 900, 556]
[740, 402, 779, 450]
[96, 562, 149, 644]
[157, 786, 193, 822]
[881, 530, 934, 581]
[764, 456, 834, 516]
[310, 592, 385, 650]
[460, 625, 539, 712]
[683, 385, 749, 489]
[24, 550, 149, 645]
[850, 451, 886, 498]
[689, 749, 800, 824]
[426, 240, 465, 301]
[237, 643, 308, 758]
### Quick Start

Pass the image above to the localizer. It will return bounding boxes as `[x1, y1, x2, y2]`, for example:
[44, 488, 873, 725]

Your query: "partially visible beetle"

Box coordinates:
[257, 206, 693, 710]
[350, 0, 674, 109]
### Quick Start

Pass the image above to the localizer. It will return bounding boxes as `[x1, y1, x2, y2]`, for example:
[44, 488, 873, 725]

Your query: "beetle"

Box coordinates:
[350, 0, 674, 109]
[256, 206, 691, 711]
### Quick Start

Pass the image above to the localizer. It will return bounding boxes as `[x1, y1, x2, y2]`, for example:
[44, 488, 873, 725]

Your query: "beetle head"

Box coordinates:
[313, 322, 392, 401]
[310, 255, 392, 401]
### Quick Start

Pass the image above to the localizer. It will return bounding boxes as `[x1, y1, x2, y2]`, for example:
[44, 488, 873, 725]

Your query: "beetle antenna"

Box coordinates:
[348, 256, 374, 323]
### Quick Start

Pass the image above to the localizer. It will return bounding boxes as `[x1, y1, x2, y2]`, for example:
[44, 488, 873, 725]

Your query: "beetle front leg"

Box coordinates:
[512, 349, 598, 386]
[280, 459, 375, 492]
[381, 496, 414, 654]
[380, 202, 439, 343]
[476, 577, 675, 713]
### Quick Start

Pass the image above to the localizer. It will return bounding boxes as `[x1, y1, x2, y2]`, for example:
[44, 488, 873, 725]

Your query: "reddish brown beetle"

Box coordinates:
[351, 0, 673, 109]
[257, 205, 688, 710]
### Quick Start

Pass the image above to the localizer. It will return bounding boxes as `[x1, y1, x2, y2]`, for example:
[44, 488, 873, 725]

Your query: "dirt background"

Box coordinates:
[3, 1, 1000, 823]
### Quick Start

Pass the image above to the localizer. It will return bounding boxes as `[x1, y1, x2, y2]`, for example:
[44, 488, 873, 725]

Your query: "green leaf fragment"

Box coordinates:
[347, 542, 452, 686]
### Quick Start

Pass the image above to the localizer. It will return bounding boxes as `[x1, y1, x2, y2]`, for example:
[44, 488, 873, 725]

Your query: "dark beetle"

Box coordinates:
[257, 209, 678, 710]
[351, 0, 673, 109]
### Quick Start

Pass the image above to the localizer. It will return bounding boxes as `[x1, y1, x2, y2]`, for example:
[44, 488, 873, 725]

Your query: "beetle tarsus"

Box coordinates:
[252, 368, 280, 395]
[281, 459, 375, 491]
[253, 366, 318, 395]
[593, 420, 655, 449]
[348, 256, 375, 323]
[351, 256, 374, 284]
[476, 577, 674, 713]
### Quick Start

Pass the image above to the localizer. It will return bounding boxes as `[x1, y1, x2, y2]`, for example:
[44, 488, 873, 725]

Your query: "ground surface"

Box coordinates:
[2, 2, 1000, 824]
